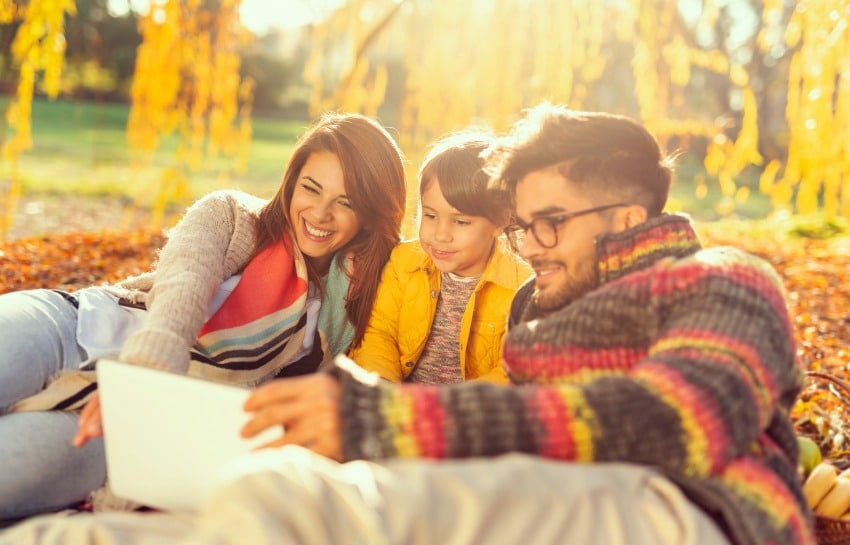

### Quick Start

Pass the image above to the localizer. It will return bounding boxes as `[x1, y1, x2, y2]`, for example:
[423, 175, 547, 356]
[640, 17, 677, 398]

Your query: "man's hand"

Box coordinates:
[73, 392, 103, 447]
[241, 374, 343, 461]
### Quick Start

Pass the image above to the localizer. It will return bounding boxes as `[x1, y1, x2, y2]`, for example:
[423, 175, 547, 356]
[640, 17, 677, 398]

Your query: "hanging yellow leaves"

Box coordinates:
[0, 0, 76, 240]
[776, 1, 850, 219]
[305, 0, 849, 221]
[3, 0, 850, 235]
[127, 0, 253, 228]
[0, 0, 254, 239]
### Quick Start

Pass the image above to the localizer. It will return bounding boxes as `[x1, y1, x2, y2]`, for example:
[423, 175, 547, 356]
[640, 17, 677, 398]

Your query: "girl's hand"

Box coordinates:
[73, 393, 103, 447]
[241, 374, 343, 461]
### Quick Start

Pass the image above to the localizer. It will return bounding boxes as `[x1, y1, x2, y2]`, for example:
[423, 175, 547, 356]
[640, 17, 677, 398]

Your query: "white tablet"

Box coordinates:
[97, 358, 282, 512]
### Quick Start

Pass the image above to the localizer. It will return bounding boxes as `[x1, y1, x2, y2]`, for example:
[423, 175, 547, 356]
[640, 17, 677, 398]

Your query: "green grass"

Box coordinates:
[1, 97, 307, 202]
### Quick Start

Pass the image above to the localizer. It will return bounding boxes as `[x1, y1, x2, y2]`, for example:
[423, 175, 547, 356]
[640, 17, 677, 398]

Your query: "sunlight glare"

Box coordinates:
[107, 0, 336, 33]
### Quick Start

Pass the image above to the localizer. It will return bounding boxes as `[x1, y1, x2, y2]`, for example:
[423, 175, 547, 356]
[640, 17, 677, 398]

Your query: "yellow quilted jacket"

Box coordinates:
[347, 239, 532, 383]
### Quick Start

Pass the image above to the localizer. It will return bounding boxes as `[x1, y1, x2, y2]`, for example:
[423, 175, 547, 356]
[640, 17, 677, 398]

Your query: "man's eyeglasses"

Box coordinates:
[505, 203, 629, 250]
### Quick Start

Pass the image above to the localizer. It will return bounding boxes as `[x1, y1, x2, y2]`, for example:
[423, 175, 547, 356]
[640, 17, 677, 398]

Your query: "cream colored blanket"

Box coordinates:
[0, 447, 727, 545]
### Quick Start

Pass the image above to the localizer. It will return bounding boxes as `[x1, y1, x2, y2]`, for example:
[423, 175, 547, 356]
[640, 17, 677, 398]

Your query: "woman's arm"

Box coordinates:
[118, 190, 263, 373]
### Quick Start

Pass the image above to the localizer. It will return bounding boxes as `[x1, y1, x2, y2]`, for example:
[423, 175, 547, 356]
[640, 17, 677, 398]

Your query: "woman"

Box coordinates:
[0, 112, 407, 519]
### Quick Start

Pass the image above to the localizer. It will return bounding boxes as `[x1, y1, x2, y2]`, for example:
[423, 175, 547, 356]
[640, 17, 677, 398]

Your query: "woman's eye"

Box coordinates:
[422, 213, 436, 220]
[455, 219, 471, 226]
[301, 184, 319, 194]
[338, 200, 353, 210]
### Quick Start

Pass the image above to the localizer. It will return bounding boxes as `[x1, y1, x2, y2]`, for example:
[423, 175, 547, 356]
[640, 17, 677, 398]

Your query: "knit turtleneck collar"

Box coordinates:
[595, 213, 702, 285]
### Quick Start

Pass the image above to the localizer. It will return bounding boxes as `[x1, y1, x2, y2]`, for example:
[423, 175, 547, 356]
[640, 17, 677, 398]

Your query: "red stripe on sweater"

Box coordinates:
[504, 343, 644, 382]
[409, 387, 448, 458]
[637, 363, 731, 471]
[654, 328, 779, 404]
[645, 260, 789, 318]
[526, 387, 577, 459]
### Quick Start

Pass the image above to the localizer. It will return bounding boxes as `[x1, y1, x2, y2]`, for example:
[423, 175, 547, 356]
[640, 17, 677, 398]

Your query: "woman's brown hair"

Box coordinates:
[254, 112, 407, 349]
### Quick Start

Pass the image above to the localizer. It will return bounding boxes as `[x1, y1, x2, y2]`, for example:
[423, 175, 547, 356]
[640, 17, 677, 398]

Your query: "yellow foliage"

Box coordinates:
[759, 159, 782, 195]
[0, 0, 20, 23]
[299, 0, 801, 219]
[695, 174, 708, 199]
[0, 0, 76, 240]
[4, 0, 850, 241]
[125, 0, 253, 227]
[784, 8, 803, 48]
[779, 0, 850, 220]
[729, 64, 748, 88]
[704, 138, 727, 176]
[663, 36, 691, 87]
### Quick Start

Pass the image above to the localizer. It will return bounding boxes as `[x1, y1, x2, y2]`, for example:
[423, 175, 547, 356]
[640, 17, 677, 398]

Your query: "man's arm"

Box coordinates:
[336, 248, 800, 478]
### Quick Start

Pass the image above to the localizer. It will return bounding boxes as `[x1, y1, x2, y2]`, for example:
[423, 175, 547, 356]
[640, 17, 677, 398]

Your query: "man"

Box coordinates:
[3, 105, 813, 545]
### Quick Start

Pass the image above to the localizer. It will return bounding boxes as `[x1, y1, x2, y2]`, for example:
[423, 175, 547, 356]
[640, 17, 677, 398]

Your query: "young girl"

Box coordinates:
[347, 131, 531, 384]
[0, 112, 407, 519]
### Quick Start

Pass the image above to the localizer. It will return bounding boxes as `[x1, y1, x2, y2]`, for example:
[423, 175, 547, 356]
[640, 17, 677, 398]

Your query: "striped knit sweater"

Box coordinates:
[335, 213, 815, 545]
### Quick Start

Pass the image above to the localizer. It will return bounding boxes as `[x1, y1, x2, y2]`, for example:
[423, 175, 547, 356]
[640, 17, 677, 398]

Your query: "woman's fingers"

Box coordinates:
[73, 393, 103, 447]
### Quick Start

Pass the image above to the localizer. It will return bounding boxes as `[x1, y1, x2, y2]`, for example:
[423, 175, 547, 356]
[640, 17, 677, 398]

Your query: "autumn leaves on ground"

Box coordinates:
[1, 217, 848, 464]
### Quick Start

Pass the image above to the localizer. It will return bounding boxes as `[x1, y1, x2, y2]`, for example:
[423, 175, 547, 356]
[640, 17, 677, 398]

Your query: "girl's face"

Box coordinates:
[418, 179, 504, 277]
[288, 151, 362, 274]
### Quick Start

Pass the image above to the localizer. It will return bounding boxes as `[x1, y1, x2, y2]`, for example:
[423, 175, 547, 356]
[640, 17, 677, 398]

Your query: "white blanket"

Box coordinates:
[0, 447, 728, 545]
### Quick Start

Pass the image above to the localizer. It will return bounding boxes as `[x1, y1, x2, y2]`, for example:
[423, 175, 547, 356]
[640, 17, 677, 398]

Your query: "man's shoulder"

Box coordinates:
[676, 245, 778, 276]
[657, 244, 785, 295]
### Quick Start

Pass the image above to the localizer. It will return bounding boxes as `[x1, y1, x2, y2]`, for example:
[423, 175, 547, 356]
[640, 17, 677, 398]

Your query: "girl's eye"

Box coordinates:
[455, 219, 471, 226]
[422, 213, 436, 220]
[338, 200, 353, 210]
[301, 184, 320, 194]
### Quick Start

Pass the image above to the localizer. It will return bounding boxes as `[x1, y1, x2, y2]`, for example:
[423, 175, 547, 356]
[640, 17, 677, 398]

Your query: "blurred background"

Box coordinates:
[1, 0, 848, 240]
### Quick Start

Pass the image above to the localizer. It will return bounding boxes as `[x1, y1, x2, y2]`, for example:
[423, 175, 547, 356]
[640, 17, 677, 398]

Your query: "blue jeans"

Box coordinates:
[0, 289, 106, 519]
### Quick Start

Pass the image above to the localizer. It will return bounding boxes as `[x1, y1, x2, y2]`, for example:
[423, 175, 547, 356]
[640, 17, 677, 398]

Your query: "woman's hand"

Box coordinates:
[241, 374, 343, 461]
[73, 392, 103, 447]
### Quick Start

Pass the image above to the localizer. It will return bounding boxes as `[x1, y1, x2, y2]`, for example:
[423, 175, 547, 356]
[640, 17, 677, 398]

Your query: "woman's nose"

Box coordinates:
[312, 201, 334, 221]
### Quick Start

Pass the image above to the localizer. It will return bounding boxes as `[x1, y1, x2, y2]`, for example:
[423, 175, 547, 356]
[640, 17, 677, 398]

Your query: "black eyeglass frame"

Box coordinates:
[505, 203, 629, 250]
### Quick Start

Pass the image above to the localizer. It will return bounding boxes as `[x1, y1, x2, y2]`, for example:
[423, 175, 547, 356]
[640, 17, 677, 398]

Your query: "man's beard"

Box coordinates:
[531, 259, 598, 314]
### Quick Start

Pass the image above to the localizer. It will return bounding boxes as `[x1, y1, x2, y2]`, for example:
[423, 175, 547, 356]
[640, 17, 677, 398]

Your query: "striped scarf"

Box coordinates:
[187, 235, 312, 385]
[11, 236, 314, 412]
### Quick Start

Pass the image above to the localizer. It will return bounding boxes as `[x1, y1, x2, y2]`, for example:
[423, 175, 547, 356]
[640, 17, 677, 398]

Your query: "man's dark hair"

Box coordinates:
[485, 103, 674, 217]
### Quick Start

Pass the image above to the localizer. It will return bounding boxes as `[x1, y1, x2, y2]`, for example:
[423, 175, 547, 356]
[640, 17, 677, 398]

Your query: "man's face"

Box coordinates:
[514, 166, 615, 312]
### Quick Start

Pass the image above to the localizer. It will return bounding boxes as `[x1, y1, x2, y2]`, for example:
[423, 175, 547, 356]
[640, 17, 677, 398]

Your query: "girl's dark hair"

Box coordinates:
[254, 112, 407, 349]
[419, 130, 509, 226]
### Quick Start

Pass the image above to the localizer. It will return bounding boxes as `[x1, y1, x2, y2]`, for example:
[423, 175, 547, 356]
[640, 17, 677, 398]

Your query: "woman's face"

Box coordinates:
[288, 151, 362, 274]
